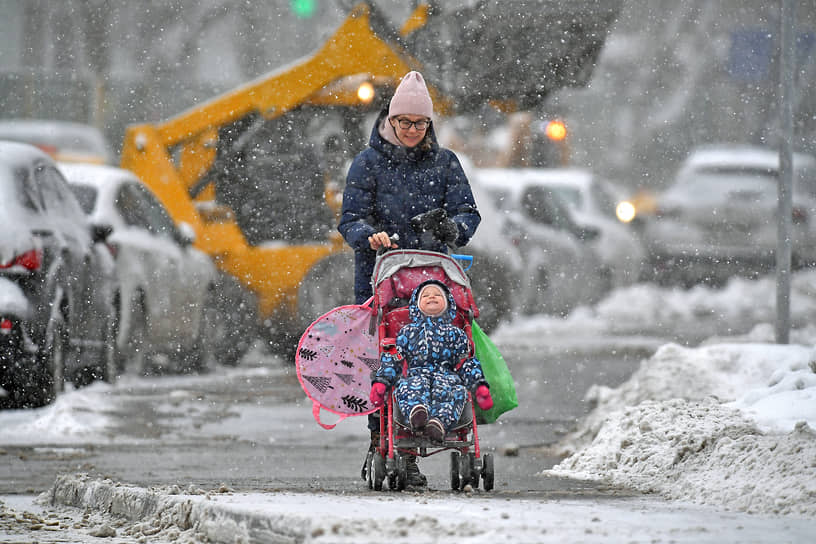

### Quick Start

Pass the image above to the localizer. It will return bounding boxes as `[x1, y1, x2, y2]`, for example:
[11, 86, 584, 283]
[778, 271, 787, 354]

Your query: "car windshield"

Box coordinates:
[547, 186, 583, 210]
[67, 184, 98, 214]
[12, 165, 43, 211]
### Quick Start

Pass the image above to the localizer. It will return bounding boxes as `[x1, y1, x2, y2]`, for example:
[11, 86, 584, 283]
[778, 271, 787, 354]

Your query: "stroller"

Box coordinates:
[364, 248, 495, 491]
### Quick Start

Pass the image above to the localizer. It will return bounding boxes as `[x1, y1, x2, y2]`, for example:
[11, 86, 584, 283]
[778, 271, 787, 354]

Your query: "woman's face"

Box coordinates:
[390, 114, 430, 148]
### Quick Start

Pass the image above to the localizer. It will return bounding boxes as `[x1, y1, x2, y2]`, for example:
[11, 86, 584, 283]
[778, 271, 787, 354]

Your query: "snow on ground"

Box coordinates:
[0, 346, 277, 447]
[3, 272, 816, 541]
[491, 272, 816, 519]
[5, 477, 815, 544]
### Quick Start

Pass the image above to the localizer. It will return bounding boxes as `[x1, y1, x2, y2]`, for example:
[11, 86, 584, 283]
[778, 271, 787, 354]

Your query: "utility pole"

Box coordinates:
[776, 0, 795, 344]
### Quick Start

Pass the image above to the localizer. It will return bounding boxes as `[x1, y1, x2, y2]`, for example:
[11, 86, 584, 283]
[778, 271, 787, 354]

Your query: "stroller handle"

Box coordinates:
[451, 253, 473, 271]
[376, 233, 401, 256]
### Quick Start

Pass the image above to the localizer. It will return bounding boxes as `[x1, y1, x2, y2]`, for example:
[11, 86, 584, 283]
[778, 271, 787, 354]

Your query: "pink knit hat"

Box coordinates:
[388, 71, 433, 119]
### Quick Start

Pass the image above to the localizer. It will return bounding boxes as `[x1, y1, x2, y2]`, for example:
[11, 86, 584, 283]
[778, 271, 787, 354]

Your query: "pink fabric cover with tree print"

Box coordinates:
[296, 303, 380, 429]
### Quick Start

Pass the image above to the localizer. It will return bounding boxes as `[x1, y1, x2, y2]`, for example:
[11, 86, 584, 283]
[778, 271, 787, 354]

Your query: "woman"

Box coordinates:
[338, 71, 481, 487]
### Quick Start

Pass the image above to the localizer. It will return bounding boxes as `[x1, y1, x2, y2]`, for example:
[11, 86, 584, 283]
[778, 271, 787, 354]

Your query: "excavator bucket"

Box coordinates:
[398, 0, 623, 112]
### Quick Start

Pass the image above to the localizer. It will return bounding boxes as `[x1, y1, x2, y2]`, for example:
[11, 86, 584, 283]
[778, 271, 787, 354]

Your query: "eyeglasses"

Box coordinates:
[395, 118, 430, 130]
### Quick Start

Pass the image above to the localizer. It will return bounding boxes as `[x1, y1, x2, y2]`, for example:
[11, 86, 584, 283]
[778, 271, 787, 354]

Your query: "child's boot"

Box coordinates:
[409, 404, 428, 430]
[426, 418, 445, 443]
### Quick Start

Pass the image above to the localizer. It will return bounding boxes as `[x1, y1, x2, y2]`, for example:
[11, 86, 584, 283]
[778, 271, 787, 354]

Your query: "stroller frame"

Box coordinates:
[364, 249, 495, 491]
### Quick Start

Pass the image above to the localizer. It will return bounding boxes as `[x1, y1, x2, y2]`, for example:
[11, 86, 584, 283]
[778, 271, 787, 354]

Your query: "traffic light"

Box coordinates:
[290, 0, 317, 19]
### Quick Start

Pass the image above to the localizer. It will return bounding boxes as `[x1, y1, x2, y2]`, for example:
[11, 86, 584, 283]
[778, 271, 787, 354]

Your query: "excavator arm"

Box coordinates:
[120, 3, 443, 328]
[123, 2, 448, 219]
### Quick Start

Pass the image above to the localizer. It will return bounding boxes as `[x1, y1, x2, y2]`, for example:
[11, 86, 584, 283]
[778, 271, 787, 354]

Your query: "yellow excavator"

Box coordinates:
[119, 1, 621, 357]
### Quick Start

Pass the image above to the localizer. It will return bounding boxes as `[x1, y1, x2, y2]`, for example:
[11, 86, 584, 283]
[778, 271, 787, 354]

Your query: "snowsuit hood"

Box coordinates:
[409, 280, 457, 325]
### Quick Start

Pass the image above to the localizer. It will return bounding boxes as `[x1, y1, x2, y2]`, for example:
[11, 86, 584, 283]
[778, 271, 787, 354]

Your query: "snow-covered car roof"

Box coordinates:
[0, 119, 112, 164]
[473, 167, 593, 194]
[0, 142, 61, 264]
[58, 162, 140, 191]
[0, 139, 55, 171]
[681, 144, 816, 174]
[472, 167, 597, 212]
[57, 162, 142, 225]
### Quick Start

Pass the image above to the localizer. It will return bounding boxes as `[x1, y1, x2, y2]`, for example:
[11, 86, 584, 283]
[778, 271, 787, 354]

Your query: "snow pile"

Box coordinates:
[497, 269, 816, 342]
[0, 382, 115, 445]
[549, 342, 816, 518]
[594, 272, 816, 330]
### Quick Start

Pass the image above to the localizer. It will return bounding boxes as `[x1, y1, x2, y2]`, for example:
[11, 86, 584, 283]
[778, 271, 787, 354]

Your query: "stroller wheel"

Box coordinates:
[396, 454, 407, 491]
[450, 451, 461, 491]
[388, 454, 407, 491]
[373, 454, 386, 491]
[468, 452, 479, 490]
[364, 451, 374, 489]
[459, 452, 473, 489]
[482, 453, 495, 491]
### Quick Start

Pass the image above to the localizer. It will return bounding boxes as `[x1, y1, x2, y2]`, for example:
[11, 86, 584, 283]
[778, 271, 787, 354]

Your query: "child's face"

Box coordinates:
[418, 285, 447, 316]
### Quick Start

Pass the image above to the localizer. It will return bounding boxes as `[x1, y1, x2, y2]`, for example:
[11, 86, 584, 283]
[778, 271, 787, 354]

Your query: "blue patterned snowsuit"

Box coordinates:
[373, 280, 488, 431]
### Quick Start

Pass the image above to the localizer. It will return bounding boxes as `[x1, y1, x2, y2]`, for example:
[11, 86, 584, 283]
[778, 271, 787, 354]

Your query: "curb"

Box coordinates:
[49, 474, 312, 544]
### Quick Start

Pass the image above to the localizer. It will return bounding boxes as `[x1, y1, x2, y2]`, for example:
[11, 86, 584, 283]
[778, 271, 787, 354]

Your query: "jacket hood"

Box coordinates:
[408, 279, 457, 324]
[368, 108, 438, 163]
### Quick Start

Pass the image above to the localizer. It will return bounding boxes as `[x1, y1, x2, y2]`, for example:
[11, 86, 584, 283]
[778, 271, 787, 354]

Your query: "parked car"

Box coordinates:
[0, 141, 117, 408]
[459, 157, 523, 331]
[59, 163, 218, 373]
[0, 119, 112, 164]
[640, 144, 816, 286]
[520, 168, 647, 287]
[472, 168, 610, 316]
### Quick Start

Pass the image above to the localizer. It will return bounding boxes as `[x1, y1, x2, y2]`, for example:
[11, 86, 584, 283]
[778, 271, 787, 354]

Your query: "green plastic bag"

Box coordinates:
[472, 321, 518, 424]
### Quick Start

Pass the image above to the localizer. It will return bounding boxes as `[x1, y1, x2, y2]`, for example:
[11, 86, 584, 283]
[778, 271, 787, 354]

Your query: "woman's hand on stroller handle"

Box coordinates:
[371, 232, 400, 255]
[370, 382, 387, 407]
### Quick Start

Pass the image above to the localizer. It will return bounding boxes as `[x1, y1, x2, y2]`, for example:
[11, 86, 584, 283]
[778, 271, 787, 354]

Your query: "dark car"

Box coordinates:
[0, 141, 117, 408]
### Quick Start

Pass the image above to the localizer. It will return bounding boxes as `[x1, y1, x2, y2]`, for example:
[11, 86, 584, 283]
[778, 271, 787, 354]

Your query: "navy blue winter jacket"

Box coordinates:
[338, 109, 481, 303]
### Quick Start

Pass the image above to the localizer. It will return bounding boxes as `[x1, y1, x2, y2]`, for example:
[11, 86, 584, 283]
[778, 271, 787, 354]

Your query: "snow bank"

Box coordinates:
[42, 473, 816, 543]
[548, 341, 816, 518]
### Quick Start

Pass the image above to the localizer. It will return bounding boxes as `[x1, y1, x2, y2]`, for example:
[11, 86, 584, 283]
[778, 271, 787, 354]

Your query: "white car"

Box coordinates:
[518, 168, 647, 287]
[458, 158, 524, 329]
[639, 145, 816, 286]
[0, 119, 112, 164]
[59, 163, 217, 373]
[472, 168, 610, 316]
[0, 142, 118, 407]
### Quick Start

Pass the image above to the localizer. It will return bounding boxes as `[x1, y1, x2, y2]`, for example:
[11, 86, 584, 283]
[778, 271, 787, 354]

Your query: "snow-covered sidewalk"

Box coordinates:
[5, 472, 812, 543]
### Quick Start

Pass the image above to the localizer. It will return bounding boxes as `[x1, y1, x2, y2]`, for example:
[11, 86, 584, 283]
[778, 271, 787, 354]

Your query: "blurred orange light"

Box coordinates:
[545, 120, 567, 141]
[357, 82, 375, 104]
[616, 201, 637, 223]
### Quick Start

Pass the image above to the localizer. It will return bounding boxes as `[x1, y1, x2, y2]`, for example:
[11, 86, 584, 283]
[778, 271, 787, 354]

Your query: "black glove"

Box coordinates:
[437, 217, 459, 245]
[411, 208, 460, 246]
[411, 208, 447, 233]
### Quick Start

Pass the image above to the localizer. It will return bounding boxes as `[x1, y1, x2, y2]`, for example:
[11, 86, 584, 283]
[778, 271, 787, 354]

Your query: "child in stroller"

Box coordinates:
[365, 249, 496, 491]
